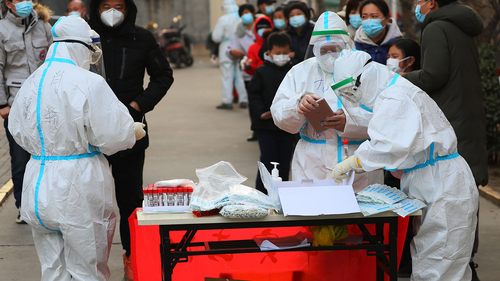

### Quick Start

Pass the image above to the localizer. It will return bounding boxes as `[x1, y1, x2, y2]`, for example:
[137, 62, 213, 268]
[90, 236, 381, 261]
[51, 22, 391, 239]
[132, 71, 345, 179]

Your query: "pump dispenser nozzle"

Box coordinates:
[270, 162, 282, 182]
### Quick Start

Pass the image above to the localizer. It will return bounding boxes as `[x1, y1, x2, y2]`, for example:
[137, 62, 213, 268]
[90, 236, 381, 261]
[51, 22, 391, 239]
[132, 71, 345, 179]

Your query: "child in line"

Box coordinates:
[248, 32, 295, 193]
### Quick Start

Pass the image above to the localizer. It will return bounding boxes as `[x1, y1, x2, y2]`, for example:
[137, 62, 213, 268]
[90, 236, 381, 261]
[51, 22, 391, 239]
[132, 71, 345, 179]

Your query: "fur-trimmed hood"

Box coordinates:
[34, 3, 52, 22]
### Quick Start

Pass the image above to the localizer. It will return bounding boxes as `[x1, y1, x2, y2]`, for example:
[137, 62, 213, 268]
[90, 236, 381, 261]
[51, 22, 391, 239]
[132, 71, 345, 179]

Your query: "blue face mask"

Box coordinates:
[349, 14, 362, 29]
[361, 18, 385, 38]
[265, 5, 274, 15]
[257, 28, 266, 38]
[14, 1, 33, 18]
[241, 13, 254, 25]
[289, 15, 306, 29]
[273, 19, 286, 30]
[415, 2, 429, 23]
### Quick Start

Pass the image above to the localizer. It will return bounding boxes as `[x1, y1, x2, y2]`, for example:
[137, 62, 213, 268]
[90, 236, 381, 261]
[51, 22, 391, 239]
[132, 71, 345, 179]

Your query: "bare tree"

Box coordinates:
[400, 0, 417, 39]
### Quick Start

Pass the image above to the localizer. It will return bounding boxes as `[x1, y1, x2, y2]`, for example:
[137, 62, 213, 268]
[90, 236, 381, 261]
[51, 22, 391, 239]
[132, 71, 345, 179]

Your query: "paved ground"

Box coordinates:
[0, 56, 499, 280]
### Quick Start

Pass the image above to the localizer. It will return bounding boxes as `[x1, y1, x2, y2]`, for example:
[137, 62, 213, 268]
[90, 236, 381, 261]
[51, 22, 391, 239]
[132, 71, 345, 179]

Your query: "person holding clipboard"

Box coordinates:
[271, 11, 382, 190]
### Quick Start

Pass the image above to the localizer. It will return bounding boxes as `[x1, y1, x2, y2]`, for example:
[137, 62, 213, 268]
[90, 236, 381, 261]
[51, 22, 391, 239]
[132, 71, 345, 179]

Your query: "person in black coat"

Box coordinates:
[248, 32, 295, 193]
[284, 2, 314, 65]
[88, 0, 173, 279]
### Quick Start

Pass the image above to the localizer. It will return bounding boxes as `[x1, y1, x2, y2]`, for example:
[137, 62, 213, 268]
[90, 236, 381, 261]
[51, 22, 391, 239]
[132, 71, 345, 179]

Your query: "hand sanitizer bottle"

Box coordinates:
[270, 162, 282, 182]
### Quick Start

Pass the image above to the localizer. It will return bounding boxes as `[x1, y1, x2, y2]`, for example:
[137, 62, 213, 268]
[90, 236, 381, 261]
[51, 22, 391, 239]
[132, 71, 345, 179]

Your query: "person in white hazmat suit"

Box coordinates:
[211, 0, 247, 108]
[270, 11, 382, 189]
[8, 16, 146, 281]
[331, 49, 479, 280]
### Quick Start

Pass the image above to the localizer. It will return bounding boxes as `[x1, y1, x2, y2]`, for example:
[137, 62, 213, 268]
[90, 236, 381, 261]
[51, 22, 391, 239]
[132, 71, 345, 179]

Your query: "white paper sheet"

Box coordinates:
[254, 232, 310, 251]
[276, 173, 360, 216]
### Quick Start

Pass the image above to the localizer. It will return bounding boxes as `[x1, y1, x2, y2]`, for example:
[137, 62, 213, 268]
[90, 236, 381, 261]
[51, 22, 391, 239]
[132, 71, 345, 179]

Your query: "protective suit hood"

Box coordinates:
[222, 0, 238, 14]
[52, 16, 95, 70]
[305, 11, 354, 73]
[332, 49, 394, 110]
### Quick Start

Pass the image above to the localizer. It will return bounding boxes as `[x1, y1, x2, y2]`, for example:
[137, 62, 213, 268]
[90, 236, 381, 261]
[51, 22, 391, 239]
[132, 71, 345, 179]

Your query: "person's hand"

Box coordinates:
[231, 49, 245, 58]
[324, 111, 346, 131]
[332, 155, 363, 184]
[289, 52, 295, 58]
[130, 101, 141, 112]
[260, 111, 272, 119]
[134, 122, 146, 140]
[391, 170, 404, 179]
[297, 93, 322, 114]
[0, 106, 10, 119]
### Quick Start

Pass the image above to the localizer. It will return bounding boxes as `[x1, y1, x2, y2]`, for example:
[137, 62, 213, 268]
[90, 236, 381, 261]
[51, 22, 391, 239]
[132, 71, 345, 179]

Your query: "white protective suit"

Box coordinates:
[8, 16, 136, 281]
[271, 11, 382, 190]
[332, 49, 479, 281]
[211, 0, 246, 104]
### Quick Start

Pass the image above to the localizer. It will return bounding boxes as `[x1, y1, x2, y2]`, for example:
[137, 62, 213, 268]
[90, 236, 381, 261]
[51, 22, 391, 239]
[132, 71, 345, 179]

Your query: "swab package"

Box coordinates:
[356, 184, 426, 217]
[189, 161, 281, 218]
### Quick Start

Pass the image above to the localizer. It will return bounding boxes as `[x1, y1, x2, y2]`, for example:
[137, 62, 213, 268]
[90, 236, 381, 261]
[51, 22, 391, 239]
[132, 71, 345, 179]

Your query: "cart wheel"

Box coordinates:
[175, 56, 182, 68]
[184, 56, 194, 67]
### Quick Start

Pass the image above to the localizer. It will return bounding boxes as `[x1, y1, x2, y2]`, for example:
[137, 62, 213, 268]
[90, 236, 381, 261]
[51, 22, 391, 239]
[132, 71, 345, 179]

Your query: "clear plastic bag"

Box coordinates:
[190, 161, 247, 211]
[220, 205, 269, 219]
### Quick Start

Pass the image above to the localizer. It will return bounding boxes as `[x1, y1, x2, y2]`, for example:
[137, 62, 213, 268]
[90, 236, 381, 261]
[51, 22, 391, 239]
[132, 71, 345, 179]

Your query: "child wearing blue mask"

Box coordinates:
[354, 0, 402, 64]
[248, 32, 294, 194]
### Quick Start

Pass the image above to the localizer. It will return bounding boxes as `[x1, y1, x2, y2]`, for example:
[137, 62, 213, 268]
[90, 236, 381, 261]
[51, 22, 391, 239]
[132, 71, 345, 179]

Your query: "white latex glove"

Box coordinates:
[332, 155, 364, 184]
[134, 122, 146, 140]
[342, 156, 364, 173]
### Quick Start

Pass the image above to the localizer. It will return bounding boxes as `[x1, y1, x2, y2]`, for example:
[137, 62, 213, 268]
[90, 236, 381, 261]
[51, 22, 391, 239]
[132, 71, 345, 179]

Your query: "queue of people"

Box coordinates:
[1, 0, 487, 280]
[212, 0, 485, 280]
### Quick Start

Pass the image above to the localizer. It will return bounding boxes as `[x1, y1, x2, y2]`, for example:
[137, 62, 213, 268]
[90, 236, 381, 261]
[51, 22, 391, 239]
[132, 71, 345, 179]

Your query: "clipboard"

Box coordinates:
[304, 98, 334, 133]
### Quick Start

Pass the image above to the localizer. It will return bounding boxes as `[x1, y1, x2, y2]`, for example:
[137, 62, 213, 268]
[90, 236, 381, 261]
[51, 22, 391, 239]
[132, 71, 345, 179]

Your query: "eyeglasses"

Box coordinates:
[413, 0, 430, 6]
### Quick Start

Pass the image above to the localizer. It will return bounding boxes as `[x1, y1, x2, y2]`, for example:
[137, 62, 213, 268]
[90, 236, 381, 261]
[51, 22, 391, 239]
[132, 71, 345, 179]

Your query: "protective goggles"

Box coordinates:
[313, 38, 346, 60]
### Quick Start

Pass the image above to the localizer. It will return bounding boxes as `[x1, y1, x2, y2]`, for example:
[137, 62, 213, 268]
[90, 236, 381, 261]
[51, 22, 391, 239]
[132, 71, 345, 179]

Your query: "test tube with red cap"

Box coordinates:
[177, 187, 184, 206]
[173, 187, 178, 206]
[343, 139, 349, 158]
[152, 185, 159, 207]
[148, 184, 154, 207]
[167, 187, 174, 206]
[143, 187, 148, 207]
[182, 187, 188, 206]
[187, 187, 193, 205]
[161, 187, 168, 206]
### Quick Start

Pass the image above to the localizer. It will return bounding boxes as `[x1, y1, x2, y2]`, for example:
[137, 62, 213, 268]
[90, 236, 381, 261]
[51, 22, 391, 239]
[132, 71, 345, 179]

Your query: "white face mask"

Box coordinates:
[386, 57, 410, 73]
[272, 54, 290, 67]
[100, 8, 124, 27]
[317, 52, 340, 73]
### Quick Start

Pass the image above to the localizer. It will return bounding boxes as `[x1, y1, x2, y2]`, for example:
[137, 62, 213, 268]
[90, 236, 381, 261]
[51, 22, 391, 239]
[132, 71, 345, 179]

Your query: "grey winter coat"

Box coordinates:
[404, 1, 488, 186]
[0, 9, 52, 107]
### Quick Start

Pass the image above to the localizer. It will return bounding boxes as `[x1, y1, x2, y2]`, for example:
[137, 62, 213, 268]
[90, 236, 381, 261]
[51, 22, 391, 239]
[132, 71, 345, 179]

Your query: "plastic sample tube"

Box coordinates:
[162, 187, 167, 207]
[343, 139, 349, 157]
[168, 187, 174, 206]
[183, 187, 188, 206]
[187, 187, 193, 205]
[173, 187, 178, 206]
[177, 187, 184, 206]
[143, 187, 148, 207]
[148, 184, 154, 207]
[153, 185, 159, 207]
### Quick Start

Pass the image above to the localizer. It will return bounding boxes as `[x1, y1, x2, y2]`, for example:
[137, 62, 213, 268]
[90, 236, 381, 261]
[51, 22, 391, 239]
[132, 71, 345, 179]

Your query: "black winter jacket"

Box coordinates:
[286, 21, 314, 65]
[88, 0, 173, 155]
[248, 58, 294, 133]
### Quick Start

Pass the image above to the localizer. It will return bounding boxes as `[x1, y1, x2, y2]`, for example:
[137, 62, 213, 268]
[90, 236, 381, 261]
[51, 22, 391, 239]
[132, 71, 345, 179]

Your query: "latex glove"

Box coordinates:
[332, 155, 363, 184]
[134, 122, 146, 140]
[342, 156, 364, 173]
